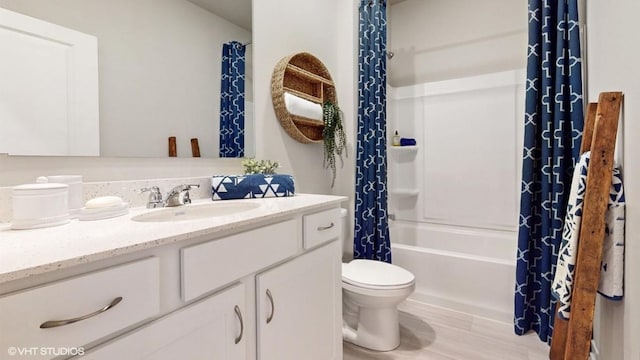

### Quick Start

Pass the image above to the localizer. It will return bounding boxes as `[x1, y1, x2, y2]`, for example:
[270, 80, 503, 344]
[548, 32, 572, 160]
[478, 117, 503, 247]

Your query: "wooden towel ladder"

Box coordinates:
[549, 91, 623, 360]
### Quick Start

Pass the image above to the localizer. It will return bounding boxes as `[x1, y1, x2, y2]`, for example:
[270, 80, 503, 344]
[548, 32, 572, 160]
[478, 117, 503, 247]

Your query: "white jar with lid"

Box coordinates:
[12, 183, 70, 230]
[36, 175, 83, 218]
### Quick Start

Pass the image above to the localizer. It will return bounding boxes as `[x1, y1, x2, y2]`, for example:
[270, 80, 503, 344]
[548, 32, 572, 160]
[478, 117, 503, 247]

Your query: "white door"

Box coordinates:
[0, 8, 99, 156]
[256, 241, 342, 360]
[83, 283, 246, 360]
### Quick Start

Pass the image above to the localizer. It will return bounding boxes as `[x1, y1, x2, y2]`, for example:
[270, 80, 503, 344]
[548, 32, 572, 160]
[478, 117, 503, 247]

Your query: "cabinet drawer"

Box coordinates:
[0, 257, 160, 358]
[303, 208, 341, 249]
[83, 283, 246, 360]
[181, 219, 297, 302]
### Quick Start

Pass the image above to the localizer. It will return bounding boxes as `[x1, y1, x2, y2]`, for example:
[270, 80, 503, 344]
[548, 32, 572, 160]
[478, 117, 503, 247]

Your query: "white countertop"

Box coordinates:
[0, 194, 345, 284]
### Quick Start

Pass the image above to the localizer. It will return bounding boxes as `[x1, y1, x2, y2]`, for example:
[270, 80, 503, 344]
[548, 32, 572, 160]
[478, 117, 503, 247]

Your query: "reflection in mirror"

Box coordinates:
[0, 0, 253, 158]
[219, 40, 248, 158]
[0, 7, 100, 157]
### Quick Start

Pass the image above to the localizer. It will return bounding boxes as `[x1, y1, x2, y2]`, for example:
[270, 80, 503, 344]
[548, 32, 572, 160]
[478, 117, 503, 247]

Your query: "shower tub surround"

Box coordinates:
[0, 193, 345, 360]
[387, 70, 525, 323]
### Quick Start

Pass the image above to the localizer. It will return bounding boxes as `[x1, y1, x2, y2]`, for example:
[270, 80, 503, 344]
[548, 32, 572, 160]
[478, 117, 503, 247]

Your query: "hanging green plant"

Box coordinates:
[322, 101, 347, 187]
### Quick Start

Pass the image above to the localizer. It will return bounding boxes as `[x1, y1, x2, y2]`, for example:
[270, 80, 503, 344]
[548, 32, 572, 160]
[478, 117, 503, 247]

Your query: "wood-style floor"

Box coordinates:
[343, 300, 550, 360]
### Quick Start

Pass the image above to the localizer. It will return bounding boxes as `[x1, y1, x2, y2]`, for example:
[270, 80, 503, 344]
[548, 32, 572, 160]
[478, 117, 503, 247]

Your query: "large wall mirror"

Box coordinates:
[0, 0, 253, 158]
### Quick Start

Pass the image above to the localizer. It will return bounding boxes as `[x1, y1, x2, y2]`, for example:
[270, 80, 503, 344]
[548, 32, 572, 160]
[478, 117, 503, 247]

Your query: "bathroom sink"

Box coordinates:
[131, 202, 261, 222]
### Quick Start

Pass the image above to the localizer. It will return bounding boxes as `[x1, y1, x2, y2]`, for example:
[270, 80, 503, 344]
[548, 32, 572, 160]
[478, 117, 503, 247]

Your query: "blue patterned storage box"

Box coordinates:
[211, 174, 295, 200]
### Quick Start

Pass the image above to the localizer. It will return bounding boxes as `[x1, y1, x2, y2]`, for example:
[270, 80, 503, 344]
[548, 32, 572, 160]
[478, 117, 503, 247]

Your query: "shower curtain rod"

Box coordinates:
[233, 41, 252, 50]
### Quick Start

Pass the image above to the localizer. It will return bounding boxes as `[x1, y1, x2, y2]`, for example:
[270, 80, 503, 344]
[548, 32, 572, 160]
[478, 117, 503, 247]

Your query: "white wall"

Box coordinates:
[332, 1, 359, 259]
[587, 1, 640, 359]
[388, 0, 527, 86]
[253, 0, 347, 195]
[0, 0, 251, 158]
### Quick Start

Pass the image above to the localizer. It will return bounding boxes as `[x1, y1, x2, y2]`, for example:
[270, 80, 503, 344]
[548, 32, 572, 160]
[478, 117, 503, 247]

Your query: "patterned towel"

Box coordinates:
[211, 174, 295, 201]
[551, 151, 625, 319]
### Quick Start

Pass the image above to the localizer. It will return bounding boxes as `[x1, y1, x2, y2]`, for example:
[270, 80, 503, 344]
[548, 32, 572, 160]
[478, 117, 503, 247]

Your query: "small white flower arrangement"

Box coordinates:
[241, 158, 280, 175]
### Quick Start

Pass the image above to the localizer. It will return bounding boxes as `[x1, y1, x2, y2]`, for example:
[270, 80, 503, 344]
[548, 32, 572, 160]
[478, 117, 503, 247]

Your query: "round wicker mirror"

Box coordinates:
[271, 52, 337, 144]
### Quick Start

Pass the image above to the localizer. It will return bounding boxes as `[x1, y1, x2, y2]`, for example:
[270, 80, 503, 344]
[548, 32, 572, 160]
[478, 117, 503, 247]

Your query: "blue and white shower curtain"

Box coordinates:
[354, 0, 392, 263]
[219, 41, 245, 157]
[514, 0, 584, 343]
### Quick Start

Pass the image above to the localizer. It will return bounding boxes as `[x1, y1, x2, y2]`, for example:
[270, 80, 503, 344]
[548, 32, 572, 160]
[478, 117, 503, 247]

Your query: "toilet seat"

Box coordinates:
[342, 259, 415, 290]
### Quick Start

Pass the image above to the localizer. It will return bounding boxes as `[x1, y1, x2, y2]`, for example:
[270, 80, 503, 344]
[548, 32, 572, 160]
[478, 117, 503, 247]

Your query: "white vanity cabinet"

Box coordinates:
[0, 197, 344, 360]
[83, 283, 246, 360]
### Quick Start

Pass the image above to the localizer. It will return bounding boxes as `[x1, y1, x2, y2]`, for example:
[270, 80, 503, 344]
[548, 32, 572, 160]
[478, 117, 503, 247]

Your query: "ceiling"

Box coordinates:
[186, 0, 406, 31]
[187, 0, 252, 31]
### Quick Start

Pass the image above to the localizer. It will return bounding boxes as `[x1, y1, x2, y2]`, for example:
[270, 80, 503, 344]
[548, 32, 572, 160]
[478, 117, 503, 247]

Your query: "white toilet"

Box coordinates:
[341, 259, 416, 351]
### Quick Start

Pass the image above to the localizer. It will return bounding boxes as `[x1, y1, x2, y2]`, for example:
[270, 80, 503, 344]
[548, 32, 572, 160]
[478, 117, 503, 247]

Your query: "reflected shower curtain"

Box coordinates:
[354, 0, 391, 263]
[219, 41, 245, 157]
[515, 0, 584, 343]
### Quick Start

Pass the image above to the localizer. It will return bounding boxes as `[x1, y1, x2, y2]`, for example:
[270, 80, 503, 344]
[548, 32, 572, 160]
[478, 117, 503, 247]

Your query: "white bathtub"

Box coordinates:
[390, 220, 517, 323]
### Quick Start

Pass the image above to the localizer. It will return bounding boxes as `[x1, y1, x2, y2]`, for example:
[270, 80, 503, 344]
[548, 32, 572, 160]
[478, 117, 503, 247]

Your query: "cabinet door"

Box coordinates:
[83, 283, 246, 360]
[256, 241, 342, 360]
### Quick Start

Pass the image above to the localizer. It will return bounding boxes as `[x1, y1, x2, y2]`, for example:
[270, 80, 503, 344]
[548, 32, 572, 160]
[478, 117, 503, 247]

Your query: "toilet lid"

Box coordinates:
[342, 259, 415, 288]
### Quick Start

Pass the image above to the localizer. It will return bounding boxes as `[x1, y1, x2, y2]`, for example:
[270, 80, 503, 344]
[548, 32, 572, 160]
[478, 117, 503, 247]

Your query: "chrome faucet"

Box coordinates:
[137, 186, 164, 208]
[137, 184, 200, 208]
[164, 184, 200, 207]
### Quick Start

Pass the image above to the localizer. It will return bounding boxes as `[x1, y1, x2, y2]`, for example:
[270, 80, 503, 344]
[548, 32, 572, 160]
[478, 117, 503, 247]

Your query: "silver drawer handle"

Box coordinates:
[317, 222, 335, 231]
[40, 296, 123, 329]
[234, 305, 243, 344]
[266, 289, 275, 324]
